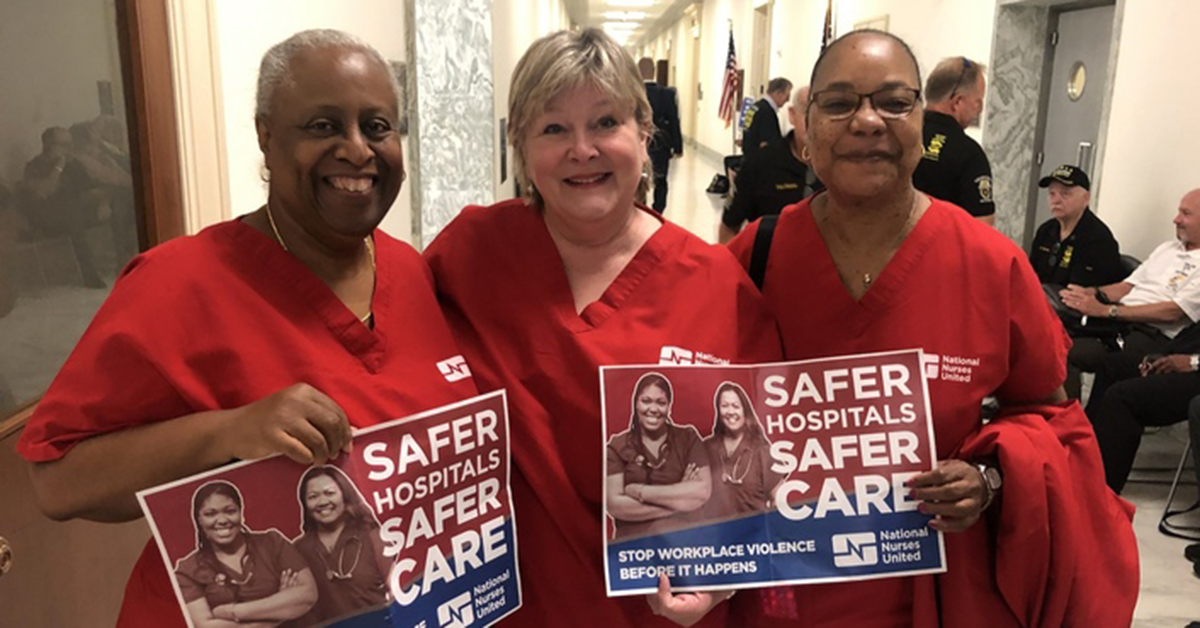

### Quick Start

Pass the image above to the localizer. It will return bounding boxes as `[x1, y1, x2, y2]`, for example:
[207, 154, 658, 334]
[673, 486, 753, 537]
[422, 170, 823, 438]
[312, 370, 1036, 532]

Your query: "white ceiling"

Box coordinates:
[563, 0, 698, 48]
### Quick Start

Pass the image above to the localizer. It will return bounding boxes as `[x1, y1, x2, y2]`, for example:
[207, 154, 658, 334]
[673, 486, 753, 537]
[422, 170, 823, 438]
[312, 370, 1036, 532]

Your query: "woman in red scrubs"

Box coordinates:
[728, 29, 1136, 628]
[291, 466, 391, 625]
[426, 28, 780, 627]
[605, 372, 711, 539]
[18, 30, 474, 628]
[175, 481, 317, 626]
[702, 382, 782, 519]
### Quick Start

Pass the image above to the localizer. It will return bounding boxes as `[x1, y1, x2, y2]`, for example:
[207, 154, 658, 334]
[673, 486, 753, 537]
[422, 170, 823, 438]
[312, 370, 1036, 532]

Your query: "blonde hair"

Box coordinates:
[508, 28, 653, 208]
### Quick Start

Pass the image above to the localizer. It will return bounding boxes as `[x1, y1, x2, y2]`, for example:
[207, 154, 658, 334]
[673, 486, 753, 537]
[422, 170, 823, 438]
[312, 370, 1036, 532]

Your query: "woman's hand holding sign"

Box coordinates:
[647, 574, 734, 627]
[906, 459, 991, 532]
[223, 383, 354, 465]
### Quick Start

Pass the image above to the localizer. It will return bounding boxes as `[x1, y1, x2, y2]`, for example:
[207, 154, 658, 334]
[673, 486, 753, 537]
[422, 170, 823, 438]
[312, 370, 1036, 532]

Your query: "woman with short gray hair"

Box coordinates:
[18, 29, 474, 627]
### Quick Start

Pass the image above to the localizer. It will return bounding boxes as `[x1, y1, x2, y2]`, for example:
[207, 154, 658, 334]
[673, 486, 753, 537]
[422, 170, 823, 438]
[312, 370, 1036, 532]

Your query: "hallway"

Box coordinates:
[654, 144, 727, 244]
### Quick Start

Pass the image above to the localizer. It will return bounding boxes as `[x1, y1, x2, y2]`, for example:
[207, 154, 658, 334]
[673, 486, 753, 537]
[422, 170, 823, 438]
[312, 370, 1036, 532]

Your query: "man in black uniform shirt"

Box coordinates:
[719, 86, 822, 243]
[639, 57, 683, 213]
[912, 56, 996, 225]
[1029, 165, 1123, 287]
[741, 77, 791, 161]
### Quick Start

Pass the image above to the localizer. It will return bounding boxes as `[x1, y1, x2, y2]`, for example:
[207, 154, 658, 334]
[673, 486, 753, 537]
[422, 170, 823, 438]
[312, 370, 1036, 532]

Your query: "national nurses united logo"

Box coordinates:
[832, 532, 878, 568]
[437, 355, 472, 382]
[659, 345, 730, 366]
[920, 353, 978, 384]
[437, 591, 475, 628]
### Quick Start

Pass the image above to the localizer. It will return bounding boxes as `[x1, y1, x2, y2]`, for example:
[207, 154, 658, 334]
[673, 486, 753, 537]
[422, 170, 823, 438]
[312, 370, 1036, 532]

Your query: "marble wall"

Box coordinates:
[985, 4, 1049, 244]
[407, 0, 496, 249]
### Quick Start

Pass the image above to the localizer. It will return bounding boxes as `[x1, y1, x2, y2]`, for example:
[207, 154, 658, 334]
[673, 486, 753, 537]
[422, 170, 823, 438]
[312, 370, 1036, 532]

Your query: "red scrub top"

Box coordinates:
[606, 423, 710, 539]
[425, 199, 782, 627]
[175, 530, 308, 608]
[728, 197, 1072, 627]
[702, 434, 782, 518]
[18, 220, 476, 628]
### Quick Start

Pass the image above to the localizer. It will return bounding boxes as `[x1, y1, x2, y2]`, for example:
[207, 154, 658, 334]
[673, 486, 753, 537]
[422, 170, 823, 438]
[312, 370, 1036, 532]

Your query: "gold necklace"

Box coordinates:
[265, 205, 376, 324]
[821, 193, 919, 290]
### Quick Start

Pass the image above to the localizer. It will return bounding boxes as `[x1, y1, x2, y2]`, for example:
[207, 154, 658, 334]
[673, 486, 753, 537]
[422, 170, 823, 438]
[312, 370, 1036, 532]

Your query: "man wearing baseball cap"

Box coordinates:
[1030, 165, 1123, 287]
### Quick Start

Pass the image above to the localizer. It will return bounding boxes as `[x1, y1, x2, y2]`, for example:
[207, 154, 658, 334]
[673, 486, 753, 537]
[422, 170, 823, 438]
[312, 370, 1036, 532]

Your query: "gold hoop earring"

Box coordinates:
[259, 164, 270, 183]
[801, 146, 811, 161]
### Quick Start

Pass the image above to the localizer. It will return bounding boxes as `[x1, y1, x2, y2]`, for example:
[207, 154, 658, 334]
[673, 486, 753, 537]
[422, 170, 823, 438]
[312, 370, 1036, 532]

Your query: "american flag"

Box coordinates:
[717, 30, 739, 127]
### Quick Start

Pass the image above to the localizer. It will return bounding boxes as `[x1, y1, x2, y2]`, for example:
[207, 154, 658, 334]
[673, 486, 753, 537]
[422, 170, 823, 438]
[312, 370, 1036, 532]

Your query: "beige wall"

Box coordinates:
[1094, 0, 1200, 258]
[202, 0, 413, 240]
[491, 0, 570, 203]
[645, 0, 997, 156]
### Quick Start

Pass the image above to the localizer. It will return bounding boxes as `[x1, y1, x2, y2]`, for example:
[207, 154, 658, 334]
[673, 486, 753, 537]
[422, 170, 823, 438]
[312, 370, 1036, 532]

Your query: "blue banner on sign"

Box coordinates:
[385, 517, 521, 628]
[600, 351, 947, 595]
[607, 508, 940, 593]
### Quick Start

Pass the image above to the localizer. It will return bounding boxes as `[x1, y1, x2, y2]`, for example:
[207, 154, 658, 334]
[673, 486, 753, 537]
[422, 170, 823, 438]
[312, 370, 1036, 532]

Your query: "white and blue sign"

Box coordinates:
[601, 351, 946, 595]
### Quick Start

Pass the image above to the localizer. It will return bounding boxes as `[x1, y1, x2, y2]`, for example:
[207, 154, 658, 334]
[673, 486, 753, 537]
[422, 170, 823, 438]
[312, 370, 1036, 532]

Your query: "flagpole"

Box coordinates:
[729, 19, 737, 155]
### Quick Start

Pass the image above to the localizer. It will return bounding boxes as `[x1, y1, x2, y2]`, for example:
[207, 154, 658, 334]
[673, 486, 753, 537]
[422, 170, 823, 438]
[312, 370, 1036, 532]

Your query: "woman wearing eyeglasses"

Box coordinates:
[606, 373, 712, 540]
[728, 29, 1135, 627]
[291, 466, 391, 625]
[702, 382, 783, 519]
[175, 481, 317, 627]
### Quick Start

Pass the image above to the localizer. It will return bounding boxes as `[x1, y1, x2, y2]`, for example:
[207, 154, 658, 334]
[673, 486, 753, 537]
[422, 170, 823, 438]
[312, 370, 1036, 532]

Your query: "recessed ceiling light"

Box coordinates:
[603, 11, 647, 20]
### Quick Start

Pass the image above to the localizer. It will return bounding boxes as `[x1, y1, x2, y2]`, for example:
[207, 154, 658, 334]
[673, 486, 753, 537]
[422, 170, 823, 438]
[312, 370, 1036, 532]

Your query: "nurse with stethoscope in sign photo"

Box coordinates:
[702, 382, 786, 521]
[291, 466, 392, 625]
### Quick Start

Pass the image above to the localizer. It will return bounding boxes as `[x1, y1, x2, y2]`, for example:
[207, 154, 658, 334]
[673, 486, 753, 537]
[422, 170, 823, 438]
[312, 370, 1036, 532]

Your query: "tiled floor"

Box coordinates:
[661, 146, 1200, 626]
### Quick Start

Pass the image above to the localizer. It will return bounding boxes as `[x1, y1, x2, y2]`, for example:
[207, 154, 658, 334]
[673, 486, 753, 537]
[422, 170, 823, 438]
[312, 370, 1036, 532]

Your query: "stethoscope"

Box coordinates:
[721, 447, 753, 485]
[322, 536, 363, 581]
[211, 551, 254, 588]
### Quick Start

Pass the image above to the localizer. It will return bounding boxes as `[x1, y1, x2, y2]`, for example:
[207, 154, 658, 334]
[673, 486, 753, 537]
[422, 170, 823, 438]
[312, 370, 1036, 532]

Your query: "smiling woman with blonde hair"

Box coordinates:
[426, 27, 780, 628]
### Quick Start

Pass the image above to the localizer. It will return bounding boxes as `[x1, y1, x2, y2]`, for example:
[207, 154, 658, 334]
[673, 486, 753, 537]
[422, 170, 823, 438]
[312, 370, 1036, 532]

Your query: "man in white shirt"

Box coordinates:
[1060, 188, 1200, 398]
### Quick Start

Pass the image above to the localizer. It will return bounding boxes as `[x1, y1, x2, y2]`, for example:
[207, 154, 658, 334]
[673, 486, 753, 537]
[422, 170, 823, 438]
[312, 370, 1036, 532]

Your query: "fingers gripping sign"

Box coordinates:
[226, 383, 353, 464]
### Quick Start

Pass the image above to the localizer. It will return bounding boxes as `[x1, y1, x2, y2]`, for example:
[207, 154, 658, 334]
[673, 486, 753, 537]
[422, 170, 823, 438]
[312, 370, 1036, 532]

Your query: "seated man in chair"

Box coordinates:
[1086, 321, 1200, 492]
[1060, 188, 1200, 399]
[1030, 165, 1123, 287]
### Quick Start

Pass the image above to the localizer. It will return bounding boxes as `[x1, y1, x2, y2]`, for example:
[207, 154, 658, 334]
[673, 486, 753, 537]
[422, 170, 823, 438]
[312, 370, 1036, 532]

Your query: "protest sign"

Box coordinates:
[601, 350, 945, 595]
[138, 391, 520, 628]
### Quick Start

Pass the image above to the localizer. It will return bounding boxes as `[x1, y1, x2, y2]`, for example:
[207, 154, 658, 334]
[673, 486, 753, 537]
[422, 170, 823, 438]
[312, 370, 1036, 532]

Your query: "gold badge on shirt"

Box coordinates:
[975, 175, 993, 203]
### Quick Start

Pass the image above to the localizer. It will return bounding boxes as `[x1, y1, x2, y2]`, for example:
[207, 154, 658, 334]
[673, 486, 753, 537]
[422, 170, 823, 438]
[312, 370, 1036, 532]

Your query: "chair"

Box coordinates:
[1159, 398, 1199, 540]
[1118, 254, 1141, 280]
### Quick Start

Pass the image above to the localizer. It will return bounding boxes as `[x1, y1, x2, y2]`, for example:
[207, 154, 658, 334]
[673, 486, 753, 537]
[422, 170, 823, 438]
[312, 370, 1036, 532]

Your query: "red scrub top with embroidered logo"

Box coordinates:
[426, 199, 782, 627]
[18, 220, 476, 628]
[728, 196, 1070, 628]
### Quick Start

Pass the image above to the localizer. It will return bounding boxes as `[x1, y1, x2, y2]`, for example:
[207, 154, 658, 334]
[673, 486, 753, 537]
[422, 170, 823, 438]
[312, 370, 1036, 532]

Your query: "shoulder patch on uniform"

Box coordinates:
[975, 175, 993, 203]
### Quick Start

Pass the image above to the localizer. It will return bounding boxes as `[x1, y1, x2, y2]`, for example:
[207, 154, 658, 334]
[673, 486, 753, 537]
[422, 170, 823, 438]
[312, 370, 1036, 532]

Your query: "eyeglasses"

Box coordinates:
[808, 87, 922, 121]
[949, 57, 974, 99]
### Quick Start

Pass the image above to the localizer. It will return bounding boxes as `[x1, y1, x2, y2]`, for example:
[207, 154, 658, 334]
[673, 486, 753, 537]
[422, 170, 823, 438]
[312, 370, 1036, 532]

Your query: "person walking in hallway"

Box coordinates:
[640, 57, 682, 213]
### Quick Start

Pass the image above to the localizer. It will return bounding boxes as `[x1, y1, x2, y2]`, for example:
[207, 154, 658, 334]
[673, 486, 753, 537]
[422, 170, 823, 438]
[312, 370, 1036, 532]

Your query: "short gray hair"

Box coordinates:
[767, 77, 793, 96]
[925, 57, 986, 104]
[255, 29, 402, 121]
